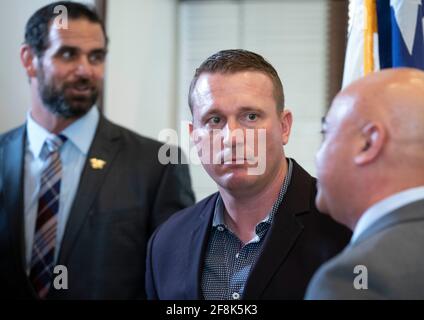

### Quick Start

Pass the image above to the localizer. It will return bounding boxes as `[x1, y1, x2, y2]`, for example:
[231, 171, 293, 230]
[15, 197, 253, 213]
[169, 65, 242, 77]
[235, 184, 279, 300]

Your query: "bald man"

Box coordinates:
[305, 68, 424, 299]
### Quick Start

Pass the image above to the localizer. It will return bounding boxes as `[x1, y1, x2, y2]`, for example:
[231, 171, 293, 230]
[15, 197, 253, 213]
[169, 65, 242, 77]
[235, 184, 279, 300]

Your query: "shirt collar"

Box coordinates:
[212, 196, 226, 227]
[61, 106, 99, 155]
[351, 185, 424, 243]
[26, 106, 100, 158]
[26, 112, 51, 159]
[212, 196, 273, 229]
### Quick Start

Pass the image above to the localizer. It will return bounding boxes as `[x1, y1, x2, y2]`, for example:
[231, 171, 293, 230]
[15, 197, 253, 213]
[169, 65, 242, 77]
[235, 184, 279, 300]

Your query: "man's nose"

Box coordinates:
[222, 120, 244, 148]
[74, 56, 94, 77]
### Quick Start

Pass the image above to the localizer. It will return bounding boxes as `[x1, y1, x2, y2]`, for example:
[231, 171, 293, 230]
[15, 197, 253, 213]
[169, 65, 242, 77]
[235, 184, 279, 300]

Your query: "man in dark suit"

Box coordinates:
[146, 49, 351, 300]
[305, 68, 424, 299]
[0, 1, 194, 299]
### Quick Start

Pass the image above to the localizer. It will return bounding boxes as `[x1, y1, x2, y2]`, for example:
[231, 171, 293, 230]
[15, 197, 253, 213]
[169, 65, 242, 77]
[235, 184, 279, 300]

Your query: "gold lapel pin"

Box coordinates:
[90, 158, 106, 170]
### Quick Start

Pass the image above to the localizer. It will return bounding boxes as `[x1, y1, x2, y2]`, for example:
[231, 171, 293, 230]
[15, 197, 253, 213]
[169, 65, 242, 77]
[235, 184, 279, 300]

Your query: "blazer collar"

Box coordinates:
[243, 159, 313, 299]
[185, 193, 218, 299]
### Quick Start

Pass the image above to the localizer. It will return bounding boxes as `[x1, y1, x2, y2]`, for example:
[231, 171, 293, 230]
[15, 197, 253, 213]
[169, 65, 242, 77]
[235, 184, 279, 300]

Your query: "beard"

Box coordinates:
[37, 68, 100, 119]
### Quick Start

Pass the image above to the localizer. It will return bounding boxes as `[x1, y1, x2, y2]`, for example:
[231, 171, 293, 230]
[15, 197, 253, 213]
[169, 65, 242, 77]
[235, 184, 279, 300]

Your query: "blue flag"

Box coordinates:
[378, 0, 424, 69]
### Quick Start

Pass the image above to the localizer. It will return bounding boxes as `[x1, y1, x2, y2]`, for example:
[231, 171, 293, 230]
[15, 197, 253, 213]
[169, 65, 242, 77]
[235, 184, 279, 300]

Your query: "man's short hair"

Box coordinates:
[188, 49, 285, 113]
[25, 1, 108, 57]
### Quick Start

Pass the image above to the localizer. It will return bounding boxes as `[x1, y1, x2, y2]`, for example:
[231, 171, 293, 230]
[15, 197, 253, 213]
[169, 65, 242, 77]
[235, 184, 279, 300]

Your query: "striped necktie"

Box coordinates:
[29, 134, 67, 298]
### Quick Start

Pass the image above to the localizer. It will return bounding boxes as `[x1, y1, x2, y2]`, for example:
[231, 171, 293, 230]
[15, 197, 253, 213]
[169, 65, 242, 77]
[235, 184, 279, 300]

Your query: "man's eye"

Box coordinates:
[246, 113, 258, 121]
[89, 52, 106, 64]
[209, 116, 221, 124]
[61, 50, 75, 60]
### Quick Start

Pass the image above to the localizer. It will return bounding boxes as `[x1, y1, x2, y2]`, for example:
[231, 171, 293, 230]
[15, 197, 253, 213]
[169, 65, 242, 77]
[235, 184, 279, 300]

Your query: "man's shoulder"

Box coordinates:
[306, 222, 424, 299]
[318, 217, 424, 276]
[348, 216, 424, 266]
[100, 117, 163, 151]
[152, 193, 218, 240]
[0, 124, 26, 146]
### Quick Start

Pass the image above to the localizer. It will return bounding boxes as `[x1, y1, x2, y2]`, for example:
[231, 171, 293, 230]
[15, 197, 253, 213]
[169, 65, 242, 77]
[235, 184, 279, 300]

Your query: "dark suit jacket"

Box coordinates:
[146, 160, 351, 300]
[0, 116, 195, 299]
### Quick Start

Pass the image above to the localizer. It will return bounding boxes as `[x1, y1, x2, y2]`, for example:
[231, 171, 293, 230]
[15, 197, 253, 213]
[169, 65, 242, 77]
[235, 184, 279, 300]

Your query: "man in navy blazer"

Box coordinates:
[146, 49, 351, 300]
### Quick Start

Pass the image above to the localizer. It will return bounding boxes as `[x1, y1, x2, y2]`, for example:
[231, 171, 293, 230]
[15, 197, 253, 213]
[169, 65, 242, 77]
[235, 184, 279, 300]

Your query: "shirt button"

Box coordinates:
[217, 226, 224, 232]
[232, 292, 240, 300]
[235, 253, 240, 259]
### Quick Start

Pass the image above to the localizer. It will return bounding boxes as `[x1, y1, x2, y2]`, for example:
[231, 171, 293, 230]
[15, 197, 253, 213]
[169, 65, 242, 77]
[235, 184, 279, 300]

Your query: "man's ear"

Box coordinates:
[20, 45, 38, 78]
[354, 122, 385, 165]
[280, 109, 293, 145]
[189, 121, 200, 146]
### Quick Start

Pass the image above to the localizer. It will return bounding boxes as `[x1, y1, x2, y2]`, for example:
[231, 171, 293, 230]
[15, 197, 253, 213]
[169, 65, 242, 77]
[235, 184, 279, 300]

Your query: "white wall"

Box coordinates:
[104, 0, 177, 140]
[0, 0, 94, 133]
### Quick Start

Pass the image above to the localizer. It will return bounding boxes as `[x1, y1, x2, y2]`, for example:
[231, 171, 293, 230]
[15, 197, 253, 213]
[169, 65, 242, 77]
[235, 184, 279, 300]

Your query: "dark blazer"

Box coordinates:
[0, 116, 195, 299]
[146, 160, 351, 300]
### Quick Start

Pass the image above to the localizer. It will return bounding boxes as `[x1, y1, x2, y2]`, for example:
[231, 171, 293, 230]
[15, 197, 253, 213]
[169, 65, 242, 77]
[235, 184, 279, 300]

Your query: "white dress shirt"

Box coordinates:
[24, 107, 99, 273]
[351, 186, 424, 244]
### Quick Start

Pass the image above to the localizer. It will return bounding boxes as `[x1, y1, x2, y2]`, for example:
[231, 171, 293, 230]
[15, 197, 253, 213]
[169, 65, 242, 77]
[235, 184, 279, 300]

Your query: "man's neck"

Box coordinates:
[219, 159, 288, 244]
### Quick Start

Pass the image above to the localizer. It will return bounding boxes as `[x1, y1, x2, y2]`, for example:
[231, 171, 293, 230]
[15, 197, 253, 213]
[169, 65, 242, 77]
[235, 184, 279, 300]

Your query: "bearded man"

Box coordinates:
[0, 1, 194, 299]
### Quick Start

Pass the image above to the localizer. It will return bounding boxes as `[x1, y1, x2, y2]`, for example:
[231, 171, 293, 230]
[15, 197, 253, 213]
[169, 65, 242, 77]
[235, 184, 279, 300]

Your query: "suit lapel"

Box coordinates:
[184, 194, 217, 299]
[2, 126, 27, 273]
[243, 160, 312, 299]
[57, 117, 122, 264]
